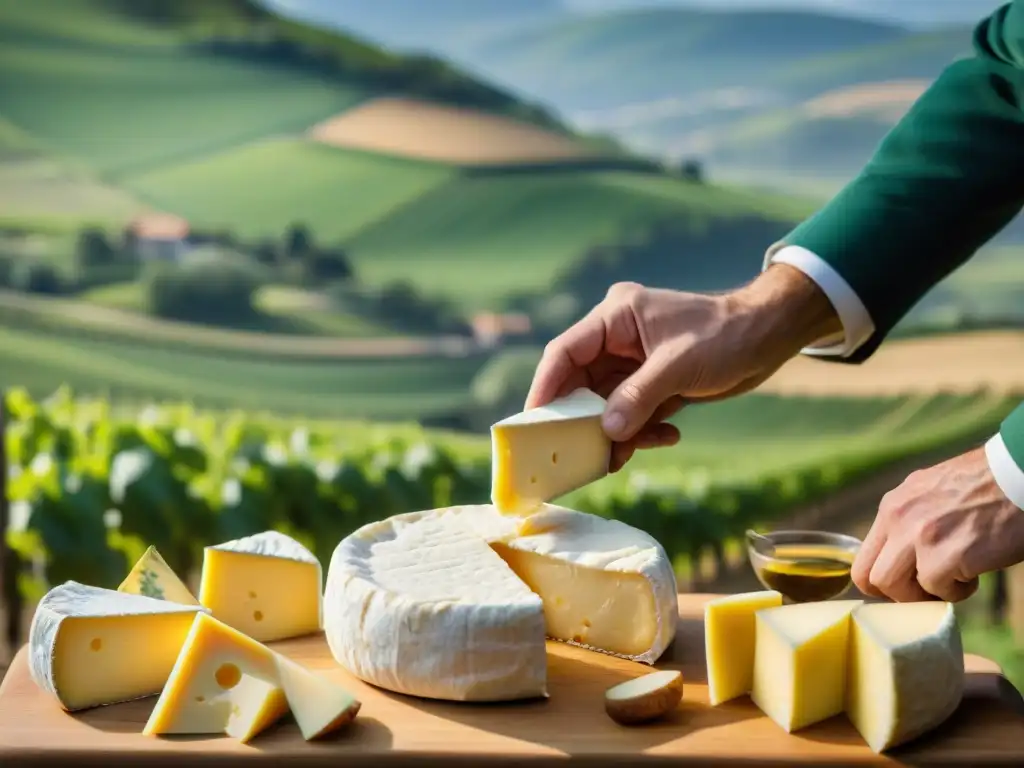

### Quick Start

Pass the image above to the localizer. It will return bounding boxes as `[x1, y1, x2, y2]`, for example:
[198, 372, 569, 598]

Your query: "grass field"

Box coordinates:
[344, 170, 801, 308]
[122, 139, 456, 242]
[0, 320, 486, 420]
[84, 281, 393, 337]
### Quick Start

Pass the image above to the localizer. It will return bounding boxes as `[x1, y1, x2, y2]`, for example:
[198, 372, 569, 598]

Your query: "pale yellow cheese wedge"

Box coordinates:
[490, 388, 610, 515]
[276, 656, 361, 740]
[751, 599, 862, 732]
[846, 601, 964, 753]
[119, 545, 200, 606]
[605, 669, 683, 725]
[144, 612, 360, 743]
[704, 590, 783, 705]
[199, 531, 322, 642]
[143, 613, 284, 741]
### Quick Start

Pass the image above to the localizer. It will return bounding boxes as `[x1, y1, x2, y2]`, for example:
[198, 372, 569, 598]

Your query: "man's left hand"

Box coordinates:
[851, 446, 1024, 603]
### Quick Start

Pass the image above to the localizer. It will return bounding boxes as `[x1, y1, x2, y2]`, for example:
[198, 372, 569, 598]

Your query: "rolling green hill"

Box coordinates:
[0, 0, 563, 179]
[123, 139, 457, 242]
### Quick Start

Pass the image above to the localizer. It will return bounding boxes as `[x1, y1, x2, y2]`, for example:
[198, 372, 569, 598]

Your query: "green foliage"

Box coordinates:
[9, 260, 63, 295]
[470, 347, 542, 425]
[2, 388, 1015, 599]
[144, 249, 266, 324]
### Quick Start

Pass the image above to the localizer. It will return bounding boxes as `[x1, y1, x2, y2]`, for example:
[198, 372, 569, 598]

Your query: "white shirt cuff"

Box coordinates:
[763, 244, 876, 359]
[985, 432, 1024, 511]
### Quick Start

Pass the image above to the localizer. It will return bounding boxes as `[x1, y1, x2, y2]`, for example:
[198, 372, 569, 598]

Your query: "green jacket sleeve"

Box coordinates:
[987, 401, 1024, 509]
[781, 0, 1024, 362]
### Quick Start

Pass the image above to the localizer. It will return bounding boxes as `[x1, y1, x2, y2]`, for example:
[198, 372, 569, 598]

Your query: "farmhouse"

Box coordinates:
[127, 213, 191, 262]
[470, 311, 532, 348]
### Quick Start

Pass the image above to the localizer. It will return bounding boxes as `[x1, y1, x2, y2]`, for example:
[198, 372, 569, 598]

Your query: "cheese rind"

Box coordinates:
[496, 505, 678, 663]
[490, 388, 610, 516]
[323, 504, 678, 702]
[846, 601, 964, 753]
[28, 581, 205, 711]
[751, 599, 862, 733]
[199, 530, 322, 642]
[704, 590, 783, 705]
[324, 507, 549, 702]
[119, 545, 200, 606]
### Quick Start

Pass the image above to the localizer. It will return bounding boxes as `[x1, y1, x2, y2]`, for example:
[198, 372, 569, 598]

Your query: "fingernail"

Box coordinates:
[603, 410, 626, 439]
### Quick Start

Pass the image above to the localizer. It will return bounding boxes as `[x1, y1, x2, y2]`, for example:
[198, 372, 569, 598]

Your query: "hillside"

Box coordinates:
[0, 0, 564, 180]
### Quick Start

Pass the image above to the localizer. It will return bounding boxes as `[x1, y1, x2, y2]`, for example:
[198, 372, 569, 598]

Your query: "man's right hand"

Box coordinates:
[525, 265, 844, 472]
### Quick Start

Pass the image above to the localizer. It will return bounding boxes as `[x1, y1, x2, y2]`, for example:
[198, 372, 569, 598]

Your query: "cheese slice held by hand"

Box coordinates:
[704, 590, 783, 705]
[29, 581, 205, 711]
[119, 545, 199, 606]
[491, 388, 611, 516]
[199, 530, 322, 642]
[846, 601, 964, 753]
[751, 599, 862, 733]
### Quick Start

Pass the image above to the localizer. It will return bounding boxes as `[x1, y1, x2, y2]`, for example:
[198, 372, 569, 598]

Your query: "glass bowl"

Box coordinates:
[745, 529, 862, 603]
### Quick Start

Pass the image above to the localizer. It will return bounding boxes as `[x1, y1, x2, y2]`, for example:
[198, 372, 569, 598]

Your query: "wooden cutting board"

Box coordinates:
[0, 593, 1021, 767]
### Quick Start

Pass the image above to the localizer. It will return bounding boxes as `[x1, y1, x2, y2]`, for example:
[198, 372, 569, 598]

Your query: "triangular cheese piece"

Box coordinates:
[846, 601, 964, 753]
[29, 581, 204, 711]
[275, 656, 361, 740]
[199, 530, 322, 642]
[751, 599, 862, 732]
[490, 388, 610, 515]
[144, 612, 283, 740]
[119, 545, 200, 606]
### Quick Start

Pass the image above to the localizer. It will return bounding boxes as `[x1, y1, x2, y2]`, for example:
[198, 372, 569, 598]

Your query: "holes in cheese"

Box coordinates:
[199, 530, 322, 642]
[846, 601, 965, 754]
[28, 581, 205, 712]
[144, 612, 360, 743]
[118, 545, 200, 606]
[490, 388, 610, 516]
[704, 590, 783, 706]
[605, 670, 683, 725]
[751, 599, 862, 733]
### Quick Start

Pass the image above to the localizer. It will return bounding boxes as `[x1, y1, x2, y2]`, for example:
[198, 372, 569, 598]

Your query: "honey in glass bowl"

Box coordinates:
[746, 529, 862, 603]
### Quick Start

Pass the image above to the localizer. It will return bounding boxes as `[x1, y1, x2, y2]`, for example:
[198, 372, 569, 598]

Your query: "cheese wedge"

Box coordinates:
[751, 599, 862, 732]
[144, 612, 285, 740]
[704, 590, 783, 705]
[199, 530, 322, 642]
[490, 388, 610, 515]
[324, 504, 677, 702]
[119, 545, 200, 606]
[144, 612, 360, 743]
[846, 601, 964, 753]
[28, 581, 205, 711]
[275, 656, 362, 740]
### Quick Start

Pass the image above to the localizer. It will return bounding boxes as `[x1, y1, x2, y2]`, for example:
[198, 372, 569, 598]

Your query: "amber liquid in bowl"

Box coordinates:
[757, 544, 855, 603]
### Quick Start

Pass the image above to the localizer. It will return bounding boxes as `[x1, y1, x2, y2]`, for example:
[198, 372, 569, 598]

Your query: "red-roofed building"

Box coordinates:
[127, 213, 191, 261]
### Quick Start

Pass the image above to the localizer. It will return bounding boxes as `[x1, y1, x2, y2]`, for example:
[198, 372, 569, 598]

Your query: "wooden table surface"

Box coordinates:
[0, 593, 1021, 767]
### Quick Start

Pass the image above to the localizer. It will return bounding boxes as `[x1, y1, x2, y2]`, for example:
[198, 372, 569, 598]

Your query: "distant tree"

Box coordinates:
[75, 227, 117, 270]
[679, 158, 705, 183]
[304, 247, 354, 283]
[10, 260, 62, 295]
[283, 223, 313, 261]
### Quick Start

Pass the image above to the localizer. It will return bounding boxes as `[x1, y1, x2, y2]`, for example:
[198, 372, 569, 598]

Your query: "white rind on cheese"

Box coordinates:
[323, 504, 678, 701]
[504, 505, 678, 664]
[210, 530, 319, 564]
[847, 601, 965, 753]
[29, 581, 205, 711]
[324, 507, 548, 702]
[491, 388, 608, 427]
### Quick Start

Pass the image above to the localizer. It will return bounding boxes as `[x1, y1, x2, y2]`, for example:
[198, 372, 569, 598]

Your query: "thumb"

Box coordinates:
[603, 349, 681, 441]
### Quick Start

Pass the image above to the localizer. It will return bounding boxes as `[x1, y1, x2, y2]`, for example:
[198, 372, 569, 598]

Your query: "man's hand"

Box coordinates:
[852, 446, 1024, 602]
[526, 265, 843, 471]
